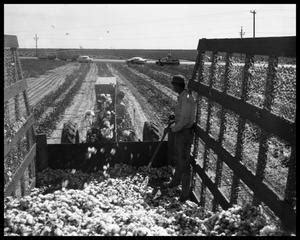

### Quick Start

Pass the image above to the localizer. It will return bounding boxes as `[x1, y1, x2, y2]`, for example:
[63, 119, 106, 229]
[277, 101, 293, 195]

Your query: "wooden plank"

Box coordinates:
[23, 174, 35, 196]
[197, 37, 296, 57]
[4, 114, 35, 157]
[188, 80, 296, 144]
[229, 54, 253, 205]
[45, 141, 168, 171]
[21, 168, 30, 196]
[200, 51, 217, 207]
[29, 177, 36, 192]
[194, 125, 296, 231]
[4, 79, 28, 102]
[191, 157, 231, 210]
[4, 144, 36, 198]
[253, 56, 277, 206]
[36, 134, 49, 171]
[191, 190, 200, 204]
[212, 52, 232, 211]
[15, 50, 35, 154]
[284, 146, 296, 207]
[4, 35, 19, 48]
[190, 50, 205, 196]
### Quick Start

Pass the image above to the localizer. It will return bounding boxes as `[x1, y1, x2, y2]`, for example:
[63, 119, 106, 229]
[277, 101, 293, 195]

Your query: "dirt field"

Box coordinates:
[46, 62, 173, 143]
[48, 63, 98, 143]
[6, 63, 80, 122]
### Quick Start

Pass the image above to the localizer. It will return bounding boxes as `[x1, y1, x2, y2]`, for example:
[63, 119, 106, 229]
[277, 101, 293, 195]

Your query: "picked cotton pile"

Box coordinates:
[4, 164, 290, 236]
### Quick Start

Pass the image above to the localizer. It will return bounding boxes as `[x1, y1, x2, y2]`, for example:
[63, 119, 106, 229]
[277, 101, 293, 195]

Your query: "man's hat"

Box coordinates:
[171, 74, 186, 85]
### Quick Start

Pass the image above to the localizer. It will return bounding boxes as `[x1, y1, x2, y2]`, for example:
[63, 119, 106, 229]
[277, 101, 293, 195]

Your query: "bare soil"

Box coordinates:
[107, 64, 162, 140]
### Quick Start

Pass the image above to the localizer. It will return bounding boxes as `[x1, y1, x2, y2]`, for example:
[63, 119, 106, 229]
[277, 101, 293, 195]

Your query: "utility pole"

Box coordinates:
[250, 10, 256, 38]
[239, 26, 245, 59]
[33, 34, 39, 57]
[239, 26, 245, 39]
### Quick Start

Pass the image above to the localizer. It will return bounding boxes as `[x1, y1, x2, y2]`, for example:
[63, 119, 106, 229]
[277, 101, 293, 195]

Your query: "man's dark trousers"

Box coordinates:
[169, 127, 193, 199]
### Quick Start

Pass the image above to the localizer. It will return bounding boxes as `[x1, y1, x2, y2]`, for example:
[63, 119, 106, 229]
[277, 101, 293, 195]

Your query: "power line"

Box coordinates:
[239, 26, 245, 39]
[250, 9, 256, 38]
[33, 34, 39, 56]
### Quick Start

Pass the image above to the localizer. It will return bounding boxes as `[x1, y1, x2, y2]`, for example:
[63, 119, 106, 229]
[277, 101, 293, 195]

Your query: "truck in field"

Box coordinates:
[78, 55, 93, 63]
[156, 53, 180, 66]
[126, 57, 147, 64]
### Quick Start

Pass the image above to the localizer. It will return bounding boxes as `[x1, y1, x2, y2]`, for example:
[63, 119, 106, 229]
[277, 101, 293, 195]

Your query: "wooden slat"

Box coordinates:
[253, 56, 278, 206]
[191, 52, 205, 194]
[29, 177, 36, 193]
[36, 134, 49, 172]
[197, 36, 296, 57]
[4, 144, 36, 197]
[194, 124, 296, 231]
[21, 168, 30, 196]
[200, 51, 217, 207]
[4, 114, 35, 157]
[191, 157, 231, 210]
[16, 49, 36, 152]
[190, 50, 202, 81]
[4, 78, 28, 102]
[4, 35, 19, 48]
[284, 146, 296, 206]
[212, 52, 232, 211]
[229, 54, 253, 205]
[23, 174, 35, 196]
[188, 80, 295, 144]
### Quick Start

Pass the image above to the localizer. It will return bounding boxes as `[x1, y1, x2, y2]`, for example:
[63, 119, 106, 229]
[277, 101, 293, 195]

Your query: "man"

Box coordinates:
[163, 74, 196, 202]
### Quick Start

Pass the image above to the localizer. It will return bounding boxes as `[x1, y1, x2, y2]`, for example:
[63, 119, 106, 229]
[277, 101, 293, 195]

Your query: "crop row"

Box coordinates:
[20, 59, 67, 78]
[33, 69, 83, 124]
[111, 63, 175, 126]
[96, 62, 114, 77]
[35, 64, 91, 136]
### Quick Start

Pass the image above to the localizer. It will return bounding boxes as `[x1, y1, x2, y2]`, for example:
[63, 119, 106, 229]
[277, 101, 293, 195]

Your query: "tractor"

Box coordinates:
[61, 77, 161, 145]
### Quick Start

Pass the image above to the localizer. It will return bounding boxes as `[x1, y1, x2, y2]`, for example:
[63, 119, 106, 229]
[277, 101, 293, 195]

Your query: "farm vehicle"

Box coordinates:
[61, 76, 162, 146]
[156, 53, 180, 66]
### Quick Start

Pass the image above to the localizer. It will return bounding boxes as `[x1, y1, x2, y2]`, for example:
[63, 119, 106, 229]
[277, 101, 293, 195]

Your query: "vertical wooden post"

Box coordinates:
[229, 54, 253, 205]
[252, 56, 277, 206]
[212, 52, 232, 211]
[36, 134, 48, 171]
[200, 51, 217, 207]
[189, 49, 205, 201]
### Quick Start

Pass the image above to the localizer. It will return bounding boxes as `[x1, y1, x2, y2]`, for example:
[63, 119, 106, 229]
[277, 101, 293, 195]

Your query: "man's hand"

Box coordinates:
[163, 126, 171, 136]
[168, 114, 175, 122]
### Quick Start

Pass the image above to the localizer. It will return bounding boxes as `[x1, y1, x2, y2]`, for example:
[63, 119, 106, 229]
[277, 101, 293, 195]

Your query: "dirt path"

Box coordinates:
[108, 64, 164, 140]
[48, 63, 98, 143]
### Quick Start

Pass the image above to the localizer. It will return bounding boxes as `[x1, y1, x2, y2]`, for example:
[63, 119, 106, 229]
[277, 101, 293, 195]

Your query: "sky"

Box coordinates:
[4, 4, 296, 49]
